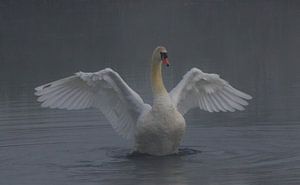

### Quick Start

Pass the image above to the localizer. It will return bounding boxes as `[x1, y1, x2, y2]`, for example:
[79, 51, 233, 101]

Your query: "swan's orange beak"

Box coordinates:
[162, 58, 170, 67]
[160, 52, 170, 67]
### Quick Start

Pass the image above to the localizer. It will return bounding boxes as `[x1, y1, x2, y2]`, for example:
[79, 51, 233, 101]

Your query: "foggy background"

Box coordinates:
[1, 0, 299, 123]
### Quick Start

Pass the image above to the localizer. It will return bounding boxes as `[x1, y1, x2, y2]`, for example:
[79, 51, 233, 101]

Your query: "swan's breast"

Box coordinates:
[137, 104, 185, 133]
[135, 103, 186, 155]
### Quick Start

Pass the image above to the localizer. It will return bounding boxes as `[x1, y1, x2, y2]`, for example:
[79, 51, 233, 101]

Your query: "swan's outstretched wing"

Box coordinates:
[35, 68, 150, 139]
[169, 68, 252, 115]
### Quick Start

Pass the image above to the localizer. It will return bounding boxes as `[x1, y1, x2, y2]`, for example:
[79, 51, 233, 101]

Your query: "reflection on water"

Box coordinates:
[1, 0, 300, 185]
[63, 147, 201, 185]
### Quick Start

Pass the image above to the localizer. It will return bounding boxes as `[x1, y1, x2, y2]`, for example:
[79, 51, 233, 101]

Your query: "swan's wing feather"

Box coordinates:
[169, 68, 252, 115]
[35, 68, 150, 139]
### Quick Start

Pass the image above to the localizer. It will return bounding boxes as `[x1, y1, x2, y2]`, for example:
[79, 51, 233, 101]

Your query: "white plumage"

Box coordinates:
[170, 68, 252, 114]
[35, 46, 252, 156]
[35, 68, 150, 139]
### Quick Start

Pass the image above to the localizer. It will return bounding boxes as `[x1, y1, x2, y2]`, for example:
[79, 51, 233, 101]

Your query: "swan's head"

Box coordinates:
[152, 46, 170, 67]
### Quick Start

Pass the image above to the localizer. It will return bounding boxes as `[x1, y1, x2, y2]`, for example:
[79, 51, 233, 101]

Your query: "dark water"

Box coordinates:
[1, 1, 300, 185]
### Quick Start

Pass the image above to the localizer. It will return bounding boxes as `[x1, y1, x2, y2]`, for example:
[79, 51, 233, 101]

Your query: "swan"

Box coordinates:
[35, 46, 252, 156]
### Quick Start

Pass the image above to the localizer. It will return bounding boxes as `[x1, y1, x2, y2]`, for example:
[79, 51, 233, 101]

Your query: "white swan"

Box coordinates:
[35, 46, 252, 156]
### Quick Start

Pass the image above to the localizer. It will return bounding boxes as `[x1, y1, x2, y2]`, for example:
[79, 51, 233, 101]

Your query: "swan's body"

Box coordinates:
[35, 46, 252, 156]
[136, 91, 185, 155]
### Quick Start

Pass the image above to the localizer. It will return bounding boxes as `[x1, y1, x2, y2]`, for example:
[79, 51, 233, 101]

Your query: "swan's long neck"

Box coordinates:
[151, 60, 168, 98]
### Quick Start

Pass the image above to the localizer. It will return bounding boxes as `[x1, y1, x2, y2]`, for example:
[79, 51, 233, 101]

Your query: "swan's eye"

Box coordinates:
[160, 52, 168, 60]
